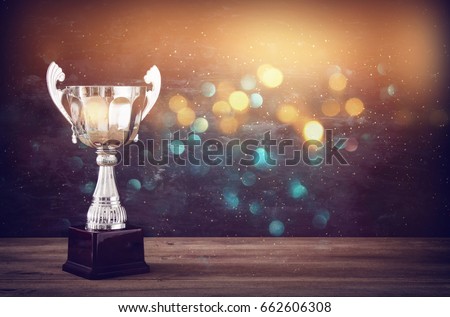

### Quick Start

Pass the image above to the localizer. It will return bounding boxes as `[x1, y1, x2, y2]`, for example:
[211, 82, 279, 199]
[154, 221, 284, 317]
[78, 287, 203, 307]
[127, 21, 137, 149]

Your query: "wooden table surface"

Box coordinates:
[1, 238, 449, 296]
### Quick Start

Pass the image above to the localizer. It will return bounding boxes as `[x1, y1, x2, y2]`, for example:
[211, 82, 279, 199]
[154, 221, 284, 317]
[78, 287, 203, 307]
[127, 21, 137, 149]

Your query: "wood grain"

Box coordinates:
[1, 238, 449, 296]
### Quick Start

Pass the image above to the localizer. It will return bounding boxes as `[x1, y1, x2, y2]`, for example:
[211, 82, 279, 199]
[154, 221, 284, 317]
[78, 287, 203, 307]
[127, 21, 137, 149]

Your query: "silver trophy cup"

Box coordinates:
[46, 62, 160, 231]
[46, 62, 160, 279]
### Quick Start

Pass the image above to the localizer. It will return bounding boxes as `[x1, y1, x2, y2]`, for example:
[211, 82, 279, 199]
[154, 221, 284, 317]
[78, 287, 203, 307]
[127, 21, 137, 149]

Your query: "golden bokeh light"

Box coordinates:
[303, 120, 324, 141]
[212, 100, 232, 117]
[345, 97, 365, 116]
[228, 91, 249, 111]
[169, 95, 188, 113]
[328, 72, 347, 92]
[276, 104, 299, 124]
[321, 99, 340, 117]
[257, 64, 283, 88]
[219, 117, 239, 134]
[176, 107, 196, 126]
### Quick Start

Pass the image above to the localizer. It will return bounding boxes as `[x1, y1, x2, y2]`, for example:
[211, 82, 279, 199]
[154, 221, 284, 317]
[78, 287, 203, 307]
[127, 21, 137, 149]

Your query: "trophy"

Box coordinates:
[46, 62, 161, 279]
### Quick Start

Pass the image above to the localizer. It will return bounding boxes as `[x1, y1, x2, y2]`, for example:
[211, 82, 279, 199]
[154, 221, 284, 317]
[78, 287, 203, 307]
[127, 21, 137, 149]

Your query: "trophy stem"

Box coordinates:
[86, 149, 127, 231]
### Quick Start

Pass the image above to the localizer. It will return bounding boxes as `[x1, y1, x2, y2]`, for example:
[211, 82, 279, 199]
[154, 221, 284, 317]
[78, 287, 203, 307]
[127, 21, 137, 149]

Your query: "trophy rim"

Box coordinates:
[65, 85, 147, 89]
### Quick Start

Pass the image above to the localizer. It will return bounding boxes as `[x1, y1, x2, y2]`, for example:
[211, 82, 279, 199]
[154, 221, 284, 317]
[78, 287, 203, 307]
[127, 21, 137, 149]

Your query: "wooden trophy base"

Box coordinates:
[62, 225, 150, 280]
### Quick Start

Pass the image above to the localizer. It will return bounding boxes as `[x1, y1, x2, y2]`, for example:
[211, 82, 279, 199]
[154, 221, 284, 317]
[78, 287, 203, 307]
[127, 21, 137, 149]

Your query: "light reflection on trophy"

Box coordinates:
[46, 62, 161, 279]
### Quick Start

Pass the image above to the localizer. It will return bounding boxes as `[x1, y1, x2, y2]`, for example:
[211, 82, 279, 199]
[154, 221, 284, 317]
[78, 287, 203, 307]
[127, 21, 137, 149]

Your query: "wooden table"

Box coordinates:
[1, 238, 449, 296]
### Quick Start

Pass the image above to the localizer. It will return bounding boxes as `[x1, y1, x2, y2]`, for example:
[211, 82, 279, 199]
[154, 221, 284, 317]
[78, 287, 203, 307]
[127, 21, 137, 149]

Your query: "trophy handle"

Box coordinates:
[142, 65, 161, 120]
[46, 62, 77, 144]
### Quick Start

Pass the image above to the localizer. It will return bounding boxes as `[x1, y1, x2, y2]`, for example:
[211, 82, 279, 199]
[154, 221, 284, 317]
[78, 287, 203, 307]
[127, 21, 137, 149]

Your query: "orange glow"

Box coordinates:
[276, 104, 299, 124]
[345, 98, 364, 116]
[219, 117, 239, 134]
[328, 73, 347, 92]
[176, 107, 196, 126]
[169, 95, 188, 113]
[212, 100, 232, 117]
[321, 99, 340, 117]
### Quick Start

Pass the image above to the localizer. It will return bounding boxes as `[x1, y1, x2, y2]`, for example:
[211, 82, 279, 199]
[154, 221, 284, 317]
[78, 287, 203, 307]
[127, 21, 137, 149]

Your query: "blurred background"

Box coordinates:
[0, 0, 449, 237]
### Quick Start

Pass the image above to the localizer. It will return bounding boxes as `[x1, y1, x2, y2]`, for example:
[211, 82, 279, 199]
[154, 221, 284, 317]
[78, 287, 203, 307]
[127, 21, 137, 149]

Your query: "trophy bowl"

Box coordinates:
[63, 85, 147, 150]
[46, 62, 161, 279]
[62, 85, 149, 231]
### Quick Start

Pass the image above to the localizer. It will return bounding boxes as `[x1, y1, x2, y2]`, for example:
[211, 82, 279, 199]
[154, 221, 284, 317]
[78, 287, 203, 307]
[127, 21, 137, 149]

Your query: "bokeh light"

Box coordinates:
[276, 104, 299, 124]
[127, 178, 142, 191]
[303, 120, 324, 141]
[249, 201, 263, 215]
[188, 133, 201, 144]
[223, 187, 239, 210]
[269, 220, 285, 236]
[377, 63, 387, 76]
[289, 179, 308, 199]
[321, 99, 340, 117]
[387, 84, 396, 97]
[345, 97, 365, 116]
[68, 156, 83, 171]
[240, 74, 257, 90]
[312, 214, 328, 229]
[191, 117, 209, 133]
[313, 209, 330, 229]
[169, 94, 188, 113]
[257, 64, 283, 88]
[229, 90, 249, 111]
[169, 140, 186, 155]
[80, 181, 95, 194]
[212, 100, 232, 117]
[250, 93, 264, 108]
[328, 72, 347, 92]
[201, 82, 216, 97]
[177, 107, 196, 126]
[219, 117, 239, 134]
[254, 147, 273, 170]
[241, 171, 257, 186]
[345, 137, 359, 152]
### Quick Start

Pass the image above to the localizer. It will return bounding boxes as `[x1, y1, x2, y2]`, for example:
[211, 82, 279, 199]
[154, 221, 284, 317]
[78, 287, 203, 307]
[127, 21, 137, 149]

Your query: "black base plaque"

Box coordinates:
[62, 225, 150, 280]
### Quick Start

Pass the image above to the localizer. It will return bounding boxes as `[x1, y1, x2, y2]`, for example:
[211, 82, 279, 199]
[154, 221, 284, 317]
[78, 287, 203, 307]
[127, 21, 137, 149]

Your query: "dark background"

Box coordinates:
[0, 0, 449, 237]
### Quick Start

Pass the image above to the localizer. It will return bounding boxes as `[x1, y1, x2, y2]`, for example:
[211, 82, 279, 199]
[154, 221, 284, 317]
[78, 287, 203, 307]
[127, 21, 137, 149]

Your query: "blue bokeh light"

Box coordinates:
[80, 181, 95, 194]
[249, 200, 263, 215]
[269, 220, 285, 236]
[240, 74, 257, 90]
[201, 82, 216, 97]
[169, 140, 186, 155]
[289, 179, 308, 199]
[127, 178, 142, 191]
[241, 171, 257, 186]
[223, 186, 239, 210]
[250, 93, 263, 108]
